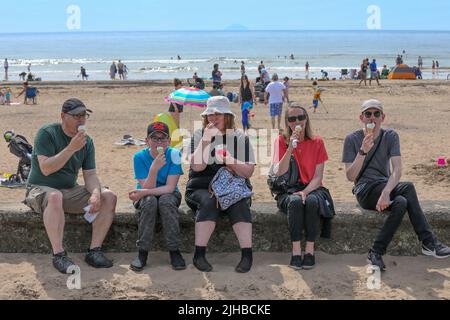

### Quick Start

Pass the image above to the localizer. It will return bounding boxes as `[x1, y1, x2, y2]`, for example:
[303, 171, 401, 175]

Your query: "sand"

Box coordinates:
[1, 80, 450, 300]
[1, 79, 450, 206]
[0, 252, 449, 300]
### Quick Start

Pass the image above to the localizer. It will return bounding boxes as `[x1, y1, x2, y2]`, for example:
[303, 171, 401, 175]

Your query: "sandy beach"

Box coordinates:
[1, 79, 450, 207]
[1, 80, 450, 300]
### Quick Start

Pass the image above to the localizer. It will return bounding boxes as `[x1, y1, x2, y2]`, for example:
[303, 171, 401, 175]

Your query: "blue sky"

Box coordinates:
[0, 0, 449, 33]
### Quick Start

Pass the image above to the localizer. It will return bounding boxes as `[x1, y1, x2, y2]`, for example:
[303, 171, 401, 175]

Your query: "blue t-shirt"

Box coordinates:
[133, 147, 183, 191]
[370, 62, 377, 72]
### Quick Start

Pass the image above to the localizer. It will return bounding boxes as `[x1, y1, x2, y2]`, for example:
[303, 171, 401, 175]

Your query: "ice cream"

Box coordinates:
[157, 146, 164, 155]
[292, 125, 302, 148]
[78, 125, 87, 133]
[215, 145, 227, 157]
[366, 123, 375, 134]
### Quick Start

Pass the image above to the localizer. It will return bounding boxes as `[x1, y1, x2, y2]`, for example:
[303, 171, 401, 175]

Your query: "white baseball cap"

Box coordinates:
[361, 99, 384, 113]
[201, 96, 235, 117]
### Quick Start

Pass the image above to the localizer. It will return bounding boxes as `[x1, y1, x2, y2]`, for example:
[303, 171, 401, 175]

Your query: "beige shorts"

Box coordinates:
[23, 185, 92, 214]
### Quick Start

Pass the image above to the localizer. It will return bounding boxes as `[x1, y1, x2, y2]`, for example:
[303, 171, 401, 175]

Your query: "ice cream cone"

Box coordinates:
[366, 123, 375, 134]
[157, 147, 164, 155]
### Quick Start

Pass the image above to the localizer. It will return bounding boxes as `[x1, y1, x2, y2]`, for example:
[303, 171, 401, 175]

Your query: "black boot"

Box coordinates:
[130, 249, 148, 272]
[193, 246, 212, 272]
[235, 248, 253, 273]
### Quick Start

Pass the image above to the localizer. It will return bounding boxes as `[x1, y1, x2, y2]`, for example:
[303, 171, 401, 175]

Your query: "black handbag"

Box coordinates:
[268, 154, 305, 197]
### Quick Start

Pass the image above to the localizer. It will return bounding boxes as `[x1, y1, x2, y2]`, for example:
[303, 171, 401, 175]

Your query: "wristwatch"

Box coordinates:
[358, 149, 368, 156]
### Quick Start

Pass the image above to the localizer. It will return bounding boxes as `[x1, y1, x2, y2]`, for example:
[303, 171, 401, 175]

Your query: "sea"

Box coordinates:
[0, 30, 449, 81]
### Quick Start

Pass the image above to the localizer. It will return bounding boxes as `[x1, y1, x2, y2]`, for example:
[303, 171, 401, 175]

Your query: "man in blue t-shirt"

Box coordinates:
[128, 121, 185, 272]
[369, 59, 380, 86]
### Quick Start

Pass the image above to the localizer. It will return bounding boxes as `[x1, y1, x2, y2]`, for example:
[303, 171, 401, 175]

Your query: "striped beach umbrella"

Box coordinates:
[165, 87, 210, 107]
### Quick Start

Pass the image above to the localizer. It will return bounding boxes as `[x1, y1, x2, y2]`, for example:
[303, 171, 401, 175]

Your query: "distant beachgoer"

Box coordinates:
[241, 61, 245, 76]
[381, 65, 389, 79]
[209, 83, 225, 97]
[290, 54, 295, 60]
[80, 66, 88, 81]
[16, 81, 39, 105]
[240, 75, 256, 132]
[369, 59, 380, 86]
[212, 64, 222, 87]
[4, 58, 9, 81]
[413, 66, 422, 79]
[396, 55, 402, 65]
[265, 73, 289, 130]
[117, 60, 125, 80]
[283, 77, 290, 101]
[258, 61, 265, 75]
[123, 65, 129, 79]
[260, 68, 271, 88]
[418, 56, 423, 69]
[359, 59, 368, 86]
[19, 72, 27, 81]
[177, 55, 181, 60]
[320, 70, 329, 80]
[432, 60, 436, 71]
[309, 81, 326, 113]
[28, 63, 31, 72]
[110, 62, 117, 80]
[4, 87, 11, 105]
[436, 60, 439, 70]
[168, 78, 184, 128]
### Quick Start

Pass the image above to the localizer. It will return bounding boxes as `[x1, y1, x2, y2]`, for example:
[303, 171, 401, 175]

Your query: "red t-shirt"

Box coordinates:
[273, 134, 328, 185]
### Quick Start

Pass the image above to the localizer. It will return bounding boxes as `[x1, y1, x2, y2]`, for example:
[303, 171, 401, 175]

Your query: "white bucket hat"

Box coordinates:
[201, 96, 235, 117]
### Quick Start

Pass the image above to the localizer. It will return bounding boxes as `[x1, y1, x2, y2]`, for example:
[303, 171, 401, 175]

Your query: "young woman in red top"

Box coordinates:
[271, 104, 332, 270]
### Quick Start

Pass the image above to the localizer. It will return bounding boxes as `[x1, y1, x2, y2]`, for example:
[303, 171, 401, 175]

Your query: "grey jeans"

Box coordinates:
[134, 191, 182, 251]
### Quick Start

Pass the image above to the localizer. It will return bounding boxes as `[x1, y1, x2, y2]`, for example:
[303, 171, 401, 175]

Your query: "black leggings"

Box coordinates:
[277, 191, 321, 242]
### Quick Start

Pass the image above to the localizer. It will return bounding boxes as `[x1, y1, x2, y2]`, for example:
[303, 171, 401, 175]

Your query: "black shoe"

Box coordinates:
[130, 250, 148, 272]
[235, 256, 253, 273]
[193, 256, 213, 272]
[289, 255, 303, 270]
[52, 251, 76, 274]
[302, 253, 315, 270]
[422, 239, 450, 259]
[85, 247, 113, 268]
[367, 249, 386, 271]
[170, 250, 186, 271]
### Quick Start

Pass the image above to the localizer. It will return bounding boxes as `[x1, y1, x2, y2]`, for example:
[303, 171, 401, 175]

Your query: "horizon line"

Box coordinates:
[1, 29, 450, 35]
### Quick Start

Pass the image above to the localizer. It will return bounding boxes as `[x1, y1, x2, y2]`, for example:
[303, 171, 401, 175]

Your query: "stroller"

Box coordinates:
[2, 131, 33, 187]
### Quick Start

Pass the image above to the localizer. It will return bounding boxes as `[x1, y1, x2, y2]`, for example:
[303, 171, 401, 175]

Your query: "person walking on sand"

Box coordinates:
[359, 59, 368, 86]
[80, 66, 88, 81]
[110, 61, 117, 80]
[118, 60, 125, 80]
[418, 56, 423, 70]
[212, 64, 222, 88]
[4, 58, 9, 81]
[265, 73, 289, 130]
[240, 61, 246, 76]
[369, 59, 380, 86]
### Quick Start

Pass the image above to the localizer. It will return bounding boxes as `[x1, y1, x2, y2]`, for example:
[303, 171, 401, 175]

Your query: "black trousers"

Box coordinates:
[277, 192, 321, 242]
[357, 181, 434, 254]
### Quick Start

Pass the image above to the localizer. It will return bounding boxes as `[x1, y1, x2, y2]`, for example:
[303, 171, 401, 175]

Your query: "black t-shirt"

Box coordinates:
[241, 85, 253, 102]
[186, 129, 255, 191]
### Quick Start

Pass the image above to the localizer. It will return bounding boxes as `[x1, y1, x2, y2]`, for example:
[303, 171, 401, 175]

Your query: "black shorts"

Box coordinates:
[185, 189, 252, 225]
[168, 103, 184, 113]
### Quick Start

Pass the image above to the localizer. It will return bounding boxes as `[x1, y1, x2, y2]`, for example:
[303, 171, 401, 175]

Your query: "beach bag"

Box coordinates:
[267, 154, 304, 197]
[209, 167, 253, 210]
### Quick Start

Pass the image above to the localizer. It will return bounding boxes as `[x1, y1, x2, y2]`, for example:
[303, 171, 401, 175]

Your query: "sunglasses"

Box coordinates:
[68, 113, 90, 120]
[287, 114, 307, 123]
[149, 136, 169, 143]
[363, 111, 382, 118]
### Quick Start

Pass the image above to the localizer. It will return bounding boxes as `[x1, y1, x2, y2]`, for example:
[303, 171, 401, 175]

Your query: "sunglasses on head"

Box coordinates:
[363, 110, 382, 118]
[287, 114, 307, 123]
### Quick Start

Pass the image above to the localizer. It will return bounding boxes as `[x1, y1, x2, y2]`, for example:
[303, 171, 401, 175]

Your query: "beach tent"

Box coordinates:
[387, 64, 416, 80]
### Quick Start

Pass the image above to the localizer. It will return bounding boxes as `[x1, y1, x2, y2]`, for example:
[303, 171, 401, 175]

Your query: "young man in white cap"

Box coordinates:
[342, 99, 450, 271]
[24, 98, 117, 274]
